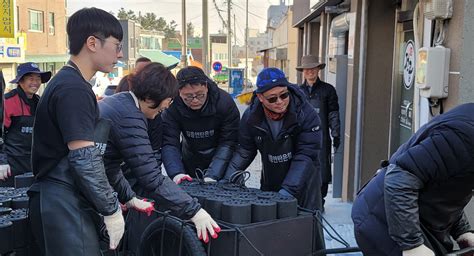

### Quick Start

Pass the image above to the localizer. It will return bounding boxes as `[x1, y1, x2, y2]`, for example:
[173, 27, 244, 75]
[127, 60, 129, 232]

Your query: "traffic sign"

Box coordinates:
[212, 61, 223, 72]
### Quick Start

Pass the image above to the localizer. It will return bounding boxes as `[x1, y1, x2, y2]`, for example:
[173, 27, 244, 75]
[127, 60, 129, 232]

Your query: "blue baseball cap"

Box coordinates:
[255, 67, 290, 93]
[10, 62, 52, 84]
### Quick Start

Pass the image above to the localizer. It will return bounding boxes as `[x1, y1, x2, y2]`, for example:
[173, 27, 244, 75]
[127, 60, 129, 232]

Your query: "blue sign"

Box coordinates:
[212, 61, 222, 72]
[6, 47, 21, 58]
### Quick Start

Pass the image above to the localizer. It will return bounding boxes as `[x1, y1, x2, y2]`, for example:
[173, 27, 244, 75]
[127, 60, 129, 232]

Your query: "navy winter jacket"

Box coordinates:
[352, 103, 474, 255]
[161, 82, 239, 180]
[99, 92, 200, 219]
[224, 84, 323, 210]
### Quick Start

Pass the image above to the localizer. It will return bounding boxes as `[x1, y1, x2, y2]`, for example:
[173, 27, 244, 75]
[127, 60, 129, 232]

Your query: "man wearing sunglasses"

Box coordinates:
[296, 55, 341, 210]
[161, 66, 239, 184]
[223, 67, 323, 212]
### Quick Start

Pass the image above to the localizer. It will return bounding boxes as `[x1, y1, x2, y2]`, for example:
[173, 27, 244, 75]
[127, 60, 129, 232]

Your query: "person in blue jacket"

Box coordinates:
[223, 67, 323, 211]
[99, 63, 220, 254]
[352, 103, 474, 256]
[161, 66, 239, 184]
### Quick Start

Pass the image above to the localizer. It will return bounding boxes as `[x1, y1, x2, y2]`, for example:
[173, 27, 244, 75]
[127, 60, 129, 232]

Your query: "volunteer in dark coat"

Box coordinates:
[29, 8, 126, 254]
[161, 66, 239, 184]
[99, 63, 220, 254]
[0, 63, 51, 187]
[352, 103, 474, 256]
[223, 67, 323, 211]
[297, 55, 341, 207]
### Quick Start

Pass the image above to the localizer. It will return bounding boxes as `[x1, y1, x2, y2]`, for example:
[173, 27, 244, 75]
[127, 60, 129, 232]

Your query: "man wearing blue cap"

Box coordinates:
[223, 67, 323, 211]
[0, 62, 51, 186]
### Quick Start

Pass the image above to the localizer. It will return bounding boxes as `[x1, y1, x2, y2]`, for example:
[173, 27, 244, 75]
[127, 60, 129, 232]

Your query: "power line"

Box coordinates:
[232, 2, 266, 20]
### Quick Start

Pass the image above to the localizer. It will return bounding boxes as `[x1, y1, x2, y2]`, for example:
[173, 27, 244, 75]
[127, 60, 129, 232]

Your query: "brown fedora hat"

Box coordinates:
[295, 55, 326, 71]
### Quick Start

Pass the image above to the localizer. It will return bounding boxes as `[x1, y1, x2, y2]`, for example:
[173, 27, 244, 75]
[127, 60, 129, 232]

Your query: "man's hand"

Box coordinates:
[103, 208, 125, 250]
[172, 174, 193, 184]
[125, 197, 155, 216]
[457, 232, 474, 249]
[0, 164, 11, 181]
[402, 244, 434, 256]
[191, 209, 221, 243]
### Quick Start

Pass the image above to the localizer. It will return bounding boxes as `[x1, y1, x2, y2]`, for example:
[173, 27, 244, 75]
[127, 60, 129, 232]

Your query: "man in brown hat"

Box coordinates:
[296, 54, 341, 210]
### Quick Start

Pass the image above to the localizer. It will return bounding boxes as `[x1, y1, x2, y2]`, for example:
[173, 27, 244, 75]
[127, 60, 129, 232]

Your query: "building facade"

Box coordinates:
[292, 0, 474, 201]
[1, 0, 68, 91]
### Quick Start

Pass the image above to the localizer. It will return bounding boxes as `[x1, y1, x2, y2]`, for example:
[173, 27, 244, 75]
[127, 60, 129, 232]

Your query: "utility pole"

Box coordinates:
[181, 0, 188, 67]
[245, 0, 248, 87]
[202, 0, 209, 74]
[227, 0, 232, 68]
[233, 14, 236, 47]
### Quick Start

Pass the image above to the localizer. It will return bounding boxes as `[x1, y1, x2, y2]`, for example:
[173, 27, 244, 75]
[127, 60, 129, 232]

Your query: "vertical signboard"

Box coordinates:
[1, 0, 15, 38]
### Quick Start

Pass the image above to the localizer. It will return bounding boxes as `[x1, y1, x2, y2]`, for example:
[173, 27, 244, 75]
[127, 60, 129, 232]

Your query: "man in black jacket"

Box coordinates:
[161, 66, 239, 184]
[99, 63, 220, 254]
[224, 67, 323, 211]
[29, 8, 126, 254]
[297, 55, 341, 209]
[352, 103, 474, 256]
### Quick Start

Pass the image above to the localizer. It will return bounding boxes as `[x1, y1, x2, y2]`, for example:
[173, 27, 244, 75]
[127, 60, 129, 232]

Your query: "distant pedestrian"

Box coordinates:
[161, 66, 239, 184]
[352, 103, 474, 256]
[297, 55, 341, 209]
[116, 57, 151, 93]
[0, 63, 51, 187]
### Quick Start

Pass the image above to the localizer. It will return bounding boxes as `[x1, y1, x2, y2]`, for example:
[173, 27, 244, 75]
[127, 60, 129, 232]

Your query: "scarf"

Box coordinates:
[262, 105, 287, 121]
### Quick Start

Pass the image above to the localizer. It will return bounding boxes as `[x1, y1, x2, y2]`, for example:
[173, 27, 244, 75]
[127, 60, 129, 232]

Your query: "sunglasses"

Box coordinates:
[93, 35, 123, 53]
[264, 91, 290, 103]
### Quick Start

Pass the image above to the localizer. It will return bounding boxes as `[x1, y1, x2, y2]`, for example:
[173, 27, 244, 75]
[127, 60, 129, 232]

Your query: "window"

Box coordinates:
[29, 9, 43, 32]
[48, 12, 55, 35]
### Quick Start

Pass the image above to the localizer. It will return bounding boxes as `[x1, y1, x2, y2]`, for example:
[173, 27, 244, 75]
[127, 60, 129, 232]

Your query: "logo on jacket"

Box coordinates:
[185, 130, 215, 139]
[21, 127, 33, 134]
[95, 142, 107, 155]
[268, 152, 292, 164]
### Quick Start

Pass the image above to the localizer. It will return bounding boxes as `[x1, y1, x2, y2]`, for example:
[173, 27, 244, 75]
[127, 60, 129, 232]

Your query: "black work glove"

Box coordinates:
[332, 137, 340, 152]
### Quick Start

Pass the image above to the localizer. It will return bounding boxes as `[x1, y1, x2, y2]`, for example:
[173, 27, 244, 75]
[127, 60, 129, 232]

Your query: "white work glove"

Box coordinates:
[402, 244, 434, 256]
[204, 177, 216, 183]
[125, 197, 155, 216]
[103, 207, 125, 250]
[0, 164, 11, 181]
[191, 209, 221, 243]
[457, 232, 474, 249]
[172, 173, 193, 184]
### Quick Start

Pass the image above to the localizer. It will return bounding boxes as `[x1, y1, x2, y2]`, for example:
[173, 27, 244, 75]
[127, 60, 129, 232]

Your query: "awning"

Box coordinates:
[138, 49, 180, 67]
[25, 54, 70, 63]
[292, 0, 343, 28]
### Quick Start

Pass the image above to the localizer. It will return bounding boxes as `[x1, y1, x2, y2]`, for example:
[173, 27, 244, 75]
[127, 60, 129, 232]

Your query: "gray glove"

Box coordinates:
[0, 164, 11, 181]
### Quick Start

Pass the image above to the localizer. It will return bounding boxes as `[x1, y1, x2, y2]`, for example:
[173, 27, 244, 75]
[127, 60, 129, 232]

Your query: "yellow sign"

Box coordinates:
[0, 0, 15, 38]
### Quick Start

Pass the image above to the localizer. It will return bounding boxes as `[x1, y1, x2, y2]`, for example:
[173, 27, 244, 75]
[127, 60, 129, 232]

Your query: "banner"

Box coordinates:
[1, 0, 15, 38]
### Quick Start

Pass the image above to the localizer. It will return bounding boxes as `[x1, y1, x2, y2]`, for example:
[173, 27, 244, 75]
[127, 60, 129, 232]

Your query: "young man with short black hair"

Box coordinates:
[29, 8, 126, 254]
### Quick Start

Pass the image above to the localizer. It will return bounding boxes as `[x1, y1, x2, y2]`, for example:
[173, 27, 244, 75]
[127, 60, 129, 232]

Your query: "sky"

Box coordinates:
[67, 0, 291, 44]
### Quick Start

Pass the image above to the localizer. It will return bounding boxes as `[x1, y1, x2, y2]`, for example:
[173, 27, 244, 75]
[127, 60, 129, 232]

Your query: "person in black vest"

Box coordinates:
[352, 103, 474, 256]
[297, 55, 341, 209]
[0, 63, 51, 187]
[99, 63, 220, 253]
[223, 67, 323, 211]
[161, 66, 239, 184]
[29, 8, 130, 254]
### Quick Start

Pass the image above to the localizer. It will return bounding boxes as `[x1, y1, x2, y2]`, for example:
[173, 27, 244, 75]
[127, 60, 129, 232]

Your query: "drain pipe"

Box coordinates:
[353, 0, 368, 197]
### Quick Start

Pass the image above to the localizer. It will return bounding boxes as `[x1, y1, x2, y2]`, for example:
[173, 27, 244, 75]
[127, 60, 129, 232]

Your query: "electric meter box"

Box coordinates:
[415, 46, 450, 99]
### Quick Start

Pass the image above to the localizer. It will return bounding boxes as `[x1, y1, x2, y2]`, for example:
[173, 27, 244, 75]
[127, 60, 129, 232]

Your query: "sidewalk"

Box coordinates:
[322, 186, 362, 255]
